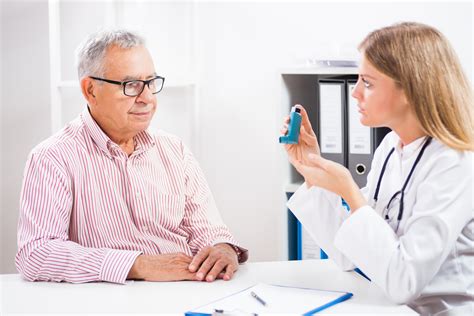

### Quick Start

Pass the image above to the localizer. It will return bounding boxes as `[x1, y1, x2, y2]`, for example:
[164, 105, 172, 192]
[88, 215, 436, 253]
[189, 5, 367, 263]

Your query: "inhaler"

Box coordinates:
[279, 106, 302, 144]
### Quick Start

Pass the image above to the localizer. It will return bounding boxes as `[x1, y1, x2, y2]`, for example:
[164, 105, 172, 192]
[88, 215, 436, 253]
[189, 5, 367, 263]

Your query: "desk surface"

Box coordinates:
[0, 259, 417, 315]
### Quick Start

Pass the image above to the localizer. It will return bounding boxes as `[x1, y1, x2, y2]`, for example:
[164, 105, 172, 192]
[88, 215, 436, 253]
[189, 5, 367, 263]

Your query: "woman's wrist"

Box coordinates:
[343, 180, 367, 213]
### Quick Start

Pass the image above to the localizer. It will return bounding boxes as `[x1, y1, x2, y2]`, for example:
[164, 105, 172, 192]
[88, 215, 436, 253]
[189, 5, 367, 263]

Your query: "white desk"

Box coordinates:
[0, 260, 417, 315]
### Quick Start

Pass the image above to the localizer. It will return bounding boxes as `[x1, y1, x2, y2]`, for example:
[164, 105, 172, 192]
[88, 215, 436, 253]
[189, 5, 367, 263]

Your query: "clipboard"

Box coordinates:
[185, 283, 353, 315]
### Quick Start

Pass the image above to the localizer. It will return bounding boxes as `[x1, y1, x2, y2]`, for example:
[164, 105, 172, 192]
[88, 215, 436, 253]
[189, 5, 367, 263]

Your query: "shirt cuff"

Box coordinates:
[231, 244, 249, 263]
[99, 249, 143, 284]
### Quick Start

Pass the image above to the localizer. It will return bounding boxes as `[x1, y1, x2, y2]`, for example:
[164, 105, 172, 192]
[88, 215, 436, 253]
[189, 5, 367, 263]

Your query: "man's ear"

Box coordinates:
[80, 77, 97, 105]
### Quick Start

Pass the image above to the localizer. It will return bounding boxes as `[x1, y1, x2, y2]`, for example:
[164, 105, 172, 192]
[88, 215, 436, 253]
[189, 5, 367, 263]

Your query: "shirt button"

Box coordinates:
[143, 226, 149, 232]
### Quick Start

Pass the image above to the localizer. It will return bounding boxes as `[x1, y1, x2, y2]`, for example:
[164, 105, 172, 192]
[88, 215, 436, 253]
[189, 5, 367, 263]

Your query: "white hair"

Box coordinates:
[75, 29, 145, 79]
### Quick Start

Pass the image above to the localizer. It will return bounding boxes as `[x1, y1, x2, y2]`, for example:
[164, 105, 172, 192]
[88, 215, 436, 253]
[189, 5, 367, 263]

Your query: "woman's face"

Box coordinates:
[351, 54, 409, 129]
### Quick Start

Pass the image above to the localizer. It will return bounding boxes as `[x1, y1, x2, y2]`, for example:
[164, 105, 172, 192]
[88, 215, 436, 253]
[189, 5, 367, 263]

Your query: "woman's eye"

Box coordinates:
[362, 78, 372, 88]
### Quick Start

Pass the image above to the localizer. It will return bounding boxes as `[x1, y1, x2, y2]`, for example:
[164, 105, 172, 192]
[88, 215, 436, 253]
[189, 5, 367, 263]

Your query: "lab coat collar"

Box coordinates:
[395, 135, 428, 160]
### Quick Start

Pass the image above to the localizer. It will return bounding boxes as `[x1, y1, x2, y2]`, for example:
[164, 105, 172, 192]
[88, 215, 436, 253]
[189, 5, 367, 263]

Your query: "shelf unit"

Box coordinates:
[282, 66, 376, 261]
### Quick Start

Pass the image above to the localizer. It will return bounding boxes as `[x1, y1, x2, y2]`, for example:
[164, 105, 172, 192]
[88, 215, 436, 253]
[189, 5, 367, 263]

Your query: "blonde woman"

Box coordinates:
[282, 22, 473, 315]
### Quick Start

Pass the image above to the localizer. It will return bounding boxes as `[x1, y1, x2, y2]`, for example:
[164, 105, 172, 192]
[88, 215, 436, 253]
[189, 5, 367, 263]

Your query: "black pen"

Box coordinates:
[250, 291, 267, 306]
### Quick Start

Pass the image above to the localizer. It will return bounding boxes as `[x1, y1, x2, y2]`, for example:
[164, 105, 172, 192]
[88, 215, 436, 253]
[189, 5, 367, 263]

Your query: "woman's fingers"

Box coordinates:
[295, 105, 314, 133]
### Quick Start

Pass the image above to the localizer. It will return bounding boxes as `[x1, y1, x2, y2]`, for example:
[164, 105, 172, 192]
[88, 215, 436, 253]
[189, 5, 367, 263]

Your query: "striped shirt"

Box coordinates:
[16, 108, 247, 284]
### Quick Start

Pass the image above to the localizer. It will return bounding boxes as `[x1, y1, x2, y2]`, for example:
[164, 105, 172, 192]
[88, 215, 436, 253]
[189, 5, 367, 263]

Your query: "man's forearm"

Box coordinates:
[16, 240, 140, 284]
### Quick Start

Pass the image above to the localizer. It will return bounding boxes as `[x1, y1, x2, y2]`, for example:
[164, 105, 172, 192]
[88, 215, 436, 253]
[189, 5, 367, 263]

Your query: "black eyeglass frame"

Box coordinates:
[89, 75, 165, 96]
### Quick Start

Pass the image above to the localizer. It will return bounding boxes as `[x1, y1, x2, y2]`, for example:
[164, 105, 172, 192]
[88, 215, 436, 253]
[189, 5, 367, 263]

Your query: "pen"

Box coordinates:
[250, 291, 267, 306]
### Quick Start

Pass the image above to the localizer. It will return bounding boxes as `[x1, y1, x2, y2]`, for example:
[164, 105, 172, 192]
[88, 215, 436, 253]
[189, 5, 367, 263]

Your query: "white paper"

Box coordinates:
[320, 84, 343, 154]
[188, 283, 348, 315]
[348, 83, 371, 154]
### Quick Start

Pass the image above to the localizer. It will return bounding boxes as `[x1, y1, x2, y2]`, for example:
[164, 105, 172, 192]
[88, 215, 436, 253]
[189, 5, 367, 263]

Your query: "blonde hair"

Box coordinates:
[359, 22, 474, 151]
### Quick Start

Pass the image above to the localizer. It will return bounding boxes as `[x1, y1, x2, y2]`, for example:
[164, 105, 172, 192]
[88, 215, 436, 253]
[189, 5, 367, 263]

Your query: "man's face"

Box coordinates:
[90, 45, 157, 139]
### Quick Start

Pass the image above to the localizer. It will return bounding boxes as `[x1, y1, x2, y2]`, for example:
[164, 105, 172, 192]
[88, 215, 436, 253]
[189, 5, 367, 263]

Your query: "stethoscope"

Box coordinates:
[372, 136, 432, 232]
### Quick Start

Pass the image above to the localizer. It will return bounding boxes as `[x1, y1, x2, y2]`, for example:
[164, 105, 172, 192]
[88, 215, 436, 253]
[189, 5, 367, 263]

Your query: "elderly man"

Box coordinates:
[16, 30, 247, 284]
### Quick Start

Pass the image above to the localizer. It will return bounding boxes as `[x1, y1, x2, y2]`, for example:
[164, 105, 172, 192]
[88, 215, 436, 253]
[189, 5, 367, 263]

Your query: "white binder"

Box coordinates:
[318, 80, 346, 166]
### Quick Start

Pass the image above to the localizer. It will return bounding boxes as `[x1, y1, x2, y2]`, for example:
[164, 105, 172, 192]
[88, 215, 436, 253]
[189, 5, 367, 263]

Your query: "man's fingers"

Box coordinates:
[205, 260, 227, 282]
[223, 263, 237, 281]
[196, 256, 216, 281]
[182, 270, 197, 281]
[189, 246, 211, 272]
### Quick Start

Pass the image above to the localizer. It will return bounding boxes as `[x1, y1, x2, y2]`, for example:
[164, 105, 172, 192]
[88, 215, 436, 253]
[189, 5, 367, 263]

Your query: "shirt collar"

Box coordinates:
[134, 127, 156, 152]
[395, 135, 428, 159]
[81, 107, 155, 157]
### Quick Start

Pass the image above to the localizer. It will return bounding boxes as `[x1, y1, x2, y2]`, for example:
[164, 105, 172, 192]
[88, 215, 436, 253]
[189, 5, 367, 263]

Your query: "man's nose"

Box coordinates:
[136, 84, 155, 103]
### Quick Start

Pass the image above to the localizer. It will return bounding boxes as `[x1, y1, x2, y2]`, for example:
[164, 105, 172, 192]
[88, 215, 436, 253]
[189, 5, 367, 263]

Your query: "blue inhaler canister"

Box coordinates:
[279, 107, 302, 144]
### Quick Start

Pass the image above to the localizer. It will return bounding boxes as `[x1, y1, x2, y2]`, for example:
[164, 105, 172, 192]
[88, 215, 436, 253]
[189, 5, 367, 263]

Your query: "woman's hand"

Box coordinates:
[280, 105, 320, 166]
[292, 153, 367, 212]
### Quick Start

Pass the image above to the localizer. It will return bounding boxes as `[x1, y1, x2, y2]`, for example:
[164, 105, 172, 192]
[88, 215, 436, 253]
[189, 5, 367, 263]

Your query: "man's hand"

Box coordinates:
[188, 243, 239, 282]
[127, 253, 196, 281]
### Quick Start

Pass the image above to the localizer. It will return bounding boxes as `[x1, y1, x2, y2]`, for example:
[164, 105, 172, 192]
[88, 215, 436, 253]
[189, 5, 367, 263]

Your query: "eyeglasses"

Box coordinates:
[89, 75, 165, 97]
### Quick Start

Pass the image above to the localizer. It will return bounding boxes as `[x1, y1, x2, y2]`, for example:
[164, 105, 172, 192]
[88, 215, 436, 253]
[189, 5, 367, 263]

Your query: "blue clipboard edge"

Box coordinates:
[270, 284, 353, 315]
[185, 283, 353, 316]
[303, 291, 353, 315]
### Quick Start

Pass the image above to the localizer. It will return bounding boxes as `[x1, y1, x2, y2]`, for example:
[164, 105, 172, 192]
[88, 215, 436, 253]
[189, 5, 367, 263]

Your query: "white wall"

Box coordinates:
[1, 1, 472, 273]
[1, 0, 52, 273]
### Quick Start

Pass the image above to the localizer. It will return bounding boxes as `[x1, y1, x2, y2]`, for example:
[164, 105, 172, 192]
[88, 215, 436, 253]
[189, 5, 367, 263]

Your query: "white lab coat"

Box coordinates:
[287, 132, 473, 316]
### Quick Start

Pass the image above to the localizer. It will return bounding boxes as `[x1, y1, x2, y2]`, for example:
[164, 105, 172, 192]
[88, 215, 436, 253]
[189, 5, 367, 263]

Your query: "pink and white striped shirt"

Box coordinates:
[16, 108, 247, 284]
